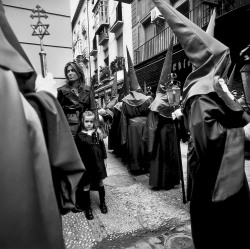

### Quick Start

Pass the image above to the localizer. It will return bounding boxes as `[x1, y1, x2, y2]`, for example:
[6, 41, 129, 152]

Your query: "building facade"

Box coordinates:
[2, 0, 73, 88]
[72, 0, 133, 106]
[132, 0, 250, 97]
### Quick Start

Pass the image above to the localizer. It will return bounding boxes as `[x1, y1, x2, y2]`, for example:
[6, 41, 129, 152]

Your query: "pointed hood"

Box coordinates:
[106, 72, 118, 110]
[227, 64, 236, 92]
[152, 0, 231, 108]
[106, 71, 118, 110]
[110, 71, 118, 99]
[143, 81, 147, 95]
[149, 35, 175, 117]
[118, 60, 130, 102]
[126, 46, 141, 91]
[0, 1, 36, 93]
[157, 35, 174, 94]
[206, 8, 216, 36]
[123, 47, 151, 106]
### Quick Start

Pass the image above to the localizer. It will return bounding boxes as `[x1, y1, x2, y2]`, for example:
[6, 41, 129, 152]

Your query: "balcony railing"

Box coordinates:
[134, 0, 250, 65]
[99, 28, 109, 45]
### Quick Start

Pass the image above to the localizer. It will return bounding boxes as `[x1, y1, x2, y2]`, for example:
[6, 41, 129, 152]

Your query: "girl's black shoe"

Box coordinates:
[85, 209, 94, 220]
[72, 206, 84, 213]
[100, 203, 108, 214]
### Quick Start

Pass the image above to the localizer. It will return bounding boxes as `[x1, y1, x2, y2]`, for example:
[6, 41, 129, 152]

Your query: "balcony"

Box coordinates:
[99, 27, 109, 45]
[94, 1, 109, 34]
[110, 2, 123, 33]
[114, 0, 133, 3]
[90, 48, 98, 56]
[134, 0, 250, 65]
[110, 20, 123, 33]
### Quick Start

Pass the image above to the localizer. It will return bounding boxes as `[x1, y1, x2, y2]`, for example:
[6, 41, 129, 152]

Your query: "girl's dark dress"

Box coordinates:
[75, 131, 107, 185]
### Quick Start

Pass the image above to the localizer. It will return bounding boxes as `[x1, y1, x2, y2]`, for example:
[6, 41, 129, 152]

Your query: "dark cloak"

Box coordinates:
[148, 111, 181, 189]
[0, 68, 65, 249]
[26, 91, 85, 214]
[184, 93, 250, 249]
[121, 96, 153, 171]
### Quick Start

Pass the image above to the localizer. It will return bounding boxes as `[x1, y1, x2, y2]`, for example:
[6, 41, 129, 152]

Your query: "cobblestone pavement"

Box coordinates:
[62, 139, 250, 249]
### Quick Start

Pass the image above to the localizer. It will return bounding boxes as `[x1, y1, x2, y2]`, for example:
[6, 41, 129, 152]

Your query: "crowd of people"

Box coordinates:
[1, 0, 250, 248]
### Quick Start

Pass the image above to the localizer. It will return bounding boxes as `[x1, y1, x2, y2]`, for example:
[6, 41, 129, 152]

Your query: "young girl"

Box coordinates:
[75, 111, 108, 220]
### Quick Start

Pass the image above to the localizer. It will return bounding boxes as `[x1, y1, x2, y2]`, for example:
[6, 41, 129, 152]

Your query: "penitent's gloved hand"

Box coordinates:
[218, 78, 235, 100]
[35, 73, 57, 97]
[243, 123, 250, 141]
[172, 108, 183, 120]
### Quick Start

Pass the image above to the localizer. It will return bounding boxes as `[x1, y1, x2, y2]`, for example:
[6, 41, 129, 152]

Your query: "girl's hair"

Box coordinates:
[82, 111, 95, 122]
[64, 61, 85, 86]
[81, 111, 96, 130]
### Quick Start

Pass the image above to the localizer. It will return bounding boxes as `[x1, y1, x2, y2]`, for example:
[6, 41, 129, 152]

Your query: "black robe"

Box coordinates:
[148, 111, 181, 189]
[0, 68, 65, 249]
[121, 93, 153, 171]
[108, 103, 121, 149]
[75, 131, 107, 185]
[184, 93, 250, 249]
[26, 91, 85, 215]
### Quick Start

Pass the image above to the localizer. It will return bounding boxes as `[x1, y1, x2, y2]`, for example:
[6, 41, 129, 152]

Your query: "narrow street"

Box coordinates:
[62, 139, 191, 249]
[62, 138, 250, 249]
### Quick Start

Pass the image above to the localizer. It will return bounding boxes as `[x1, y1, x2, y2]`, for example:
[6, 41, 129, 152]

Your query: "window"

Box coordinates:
[116, 2, 122, 21]
[78, 39, 82, 54]
[93, 35, 97, 50]
[100, 0, 108, 22]
[117, 34, 123, 57]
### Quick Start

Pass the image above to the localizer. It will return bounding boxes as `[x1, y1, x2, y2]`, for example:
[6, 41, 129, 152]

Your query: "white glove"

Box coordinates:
[35, 72, 57, 97]
[98, 108, 107, 116]
[218, 78, 234, 100]
[172, 108, 183, 120]
[244, 123, 250, 141]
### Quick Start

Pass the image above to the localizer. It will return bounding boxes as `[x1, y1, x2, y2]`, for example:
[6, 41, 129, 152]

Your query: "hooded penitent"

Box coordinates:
[227, 64, 236, 91]
[0, 0, 36, 94]
[152, 0, 234, 110]
[118, 59, 130, 102]
[106, 71, 118, 110]
[0, 1, 67, 248]
[143, 81, 147, 95]
[126, 46, 141, 91]
[206, 8, 216, 36]
[149, 35, 174, 118]
[123, 47, 150, 106]
[0, 2, 85, 247]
